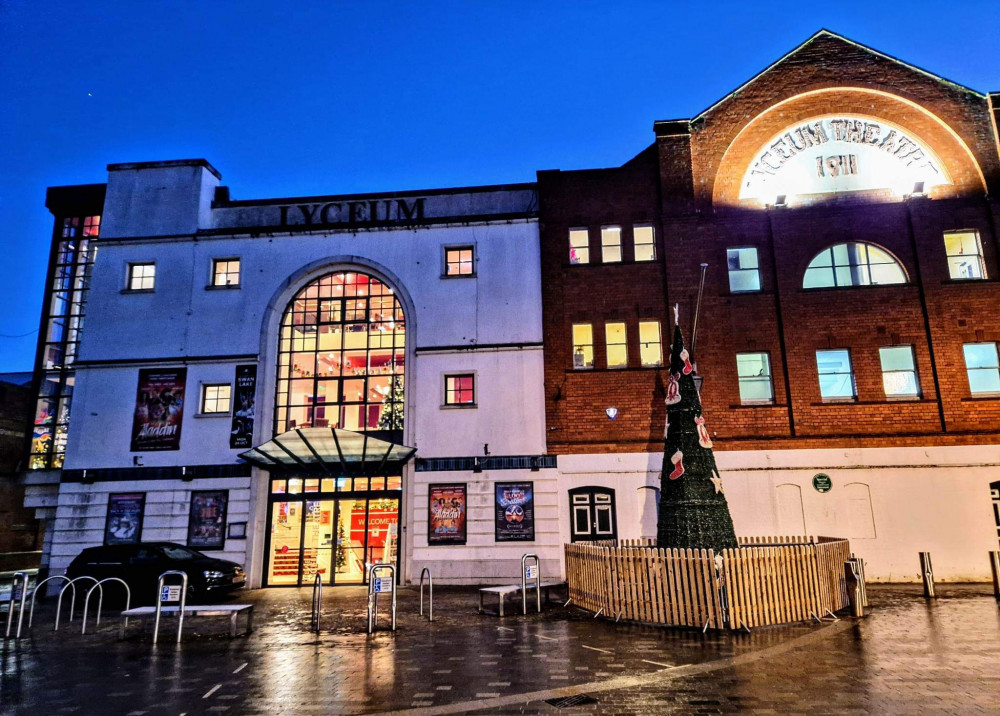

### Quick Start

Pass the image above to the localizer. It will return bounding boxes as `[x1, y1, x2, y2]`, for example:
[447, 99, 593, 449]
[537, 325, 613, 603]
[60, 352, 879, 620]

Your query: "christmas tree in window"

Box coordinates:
[375, 376, 404, 431]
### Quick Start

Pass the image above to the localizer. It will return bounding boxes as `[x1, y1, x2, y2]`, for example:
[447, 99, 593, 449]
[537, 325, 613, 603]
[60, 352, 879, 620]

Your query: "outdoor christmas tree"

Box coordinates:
[657, 317, 738, 552]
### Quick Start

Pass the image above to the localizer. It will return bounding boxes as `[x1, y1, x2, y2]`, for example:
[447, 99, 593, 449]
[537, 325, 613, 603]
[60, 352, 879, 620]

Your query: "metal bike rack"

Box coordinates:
[153, 570, 189, 644]
[919, 551, 935, 598]
[521, 554, 541, 615]
[56, 576, 100, 631]
[82, 578, 131, 634]
[419, 567, 433, 622]
[367, 563, 396, 634]
[4, 572, 30, 639]
[28, 575, 73, 629]
[310, 573, 322, 634]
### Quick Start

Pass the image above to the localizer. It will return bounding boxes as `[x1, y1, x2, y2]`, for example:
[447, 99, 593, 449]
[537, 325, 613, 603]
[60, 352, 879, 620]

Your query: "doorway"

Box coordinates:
[569, 487, 617, 542]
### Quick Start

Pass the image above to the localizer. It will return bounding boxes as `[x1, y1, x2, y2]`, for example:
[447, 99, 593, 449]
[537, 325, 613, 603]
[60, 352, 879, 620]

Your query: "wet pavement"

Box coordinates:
[0, 583, 997, 715]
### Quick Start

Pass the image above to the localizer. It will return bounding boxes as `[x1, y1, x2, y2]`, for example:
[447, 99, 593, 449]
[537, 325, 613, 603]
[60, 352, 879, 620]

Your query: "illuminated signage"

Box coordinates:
[741, 116, 950, 200]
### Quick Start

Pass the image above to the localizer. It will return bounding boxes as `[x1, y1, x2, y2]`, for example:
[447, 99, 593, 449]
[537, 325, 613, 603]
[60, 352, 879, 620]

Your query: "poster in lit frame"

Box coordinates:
[187, 490, 229, 550]
[428, 483, 467, 545]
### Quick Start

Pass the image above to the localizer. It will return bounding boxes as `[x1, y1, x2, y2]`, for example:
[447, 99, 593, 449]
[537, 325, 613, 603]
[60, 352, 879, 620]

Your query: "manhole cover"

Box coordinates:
[545, 694, 598, 708]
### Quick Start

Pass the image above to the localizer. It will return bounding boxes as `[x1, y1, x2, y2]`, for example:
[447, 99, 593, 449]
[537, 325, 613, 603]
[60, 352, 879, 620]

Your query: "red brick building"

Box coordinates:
[538, 31, 1000, 581]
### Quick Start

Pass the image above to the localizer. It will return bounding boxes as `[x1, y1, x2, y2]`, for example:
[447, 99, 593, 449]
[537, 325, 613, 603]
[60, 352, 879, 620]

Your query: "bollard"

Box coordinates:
[844, 561, 864, 618]
[919, 552, 935, 598]
[990, 551, 1000, 599]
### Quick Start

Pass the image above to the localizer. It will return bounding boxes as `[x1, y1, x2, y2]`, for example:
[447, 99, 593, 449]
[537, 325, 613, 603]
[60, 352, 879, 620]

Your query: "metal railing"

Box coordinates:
[419, 567, 433, 622]
[153, 570, 188, 644]
[919, 552, 935, 598]
[310, 573, 322, 634]
[29, 575, 73, 629]
[82, 578, 131, 634]
[367, 563, 396, 634]
[521, 554, 541, 615]
[4, 572, 29, 639]
[56, 576, 100, 631]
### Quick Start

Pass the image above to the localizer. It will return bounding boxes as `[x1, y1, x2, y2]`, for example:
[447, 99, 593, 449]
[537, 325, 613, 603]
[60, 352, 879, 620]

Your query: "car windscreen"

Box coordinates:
[160, 545, 207, 561]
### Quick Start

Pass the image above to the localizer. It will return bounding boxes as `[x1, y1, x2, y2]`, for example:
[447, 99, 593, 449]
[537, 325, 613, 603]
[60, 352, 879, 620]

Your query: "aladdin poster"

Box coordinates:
[495, 482, 535, 542]
[428, 483, 467, 545]
[230, 364, 257, 449]
[104, 493, 145, 545]
[187, 490, 229, 549]
[130, 368, 186, 451]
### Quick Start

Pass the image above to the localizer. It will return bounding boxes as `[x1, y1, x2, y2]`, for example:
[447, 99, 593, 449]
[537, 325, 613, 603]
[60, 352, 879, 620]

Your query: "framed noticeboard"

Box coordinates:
[104, 493, 146, 545]
[428, 483, 467, 546]
[495, 482, 535, 542]
[187, 490, 229, 550]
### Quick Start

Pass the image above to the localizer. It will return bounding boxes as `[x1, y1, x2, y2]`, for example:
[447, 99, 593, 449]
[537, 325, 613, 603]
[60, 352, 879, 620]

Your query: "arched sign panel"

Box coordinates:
[740, 115, 951, 201]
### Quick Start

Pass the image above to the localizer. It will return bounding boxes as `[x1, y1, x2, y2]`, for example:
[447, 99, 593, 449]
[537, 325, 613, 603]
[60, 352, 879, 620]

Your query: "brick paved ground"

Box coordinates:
[0, 583, 997, 715]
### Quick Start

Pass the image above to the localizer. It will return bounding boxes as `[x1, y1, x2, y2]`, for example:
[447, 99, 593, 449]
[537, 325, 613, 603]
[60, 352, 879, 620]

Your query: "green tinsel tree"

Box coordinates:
[375, 376, 404, 431]
[657, 321, 738, 552]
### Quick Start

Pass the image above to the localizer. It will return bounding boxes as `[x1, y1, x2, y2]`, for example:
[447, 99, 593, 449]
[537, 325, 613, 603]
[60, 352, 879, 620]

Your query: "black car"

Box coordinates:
[66, 542, 246, 604]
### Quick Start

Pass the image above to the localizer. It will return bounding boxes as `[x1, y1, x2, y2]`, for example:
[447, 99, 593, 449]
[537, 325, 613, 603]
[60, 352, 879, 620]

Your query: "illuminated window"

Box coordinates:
[803, 243, 906, 288]
[201, 384, 232, 414]
[728, 247, 761, 292]
[816, 349, 856, 401]
[963, 343, 1000, 394]
[879, 346, 920, 398]
[572, 324, 594, 369]
[638, 321, 662, 366]
[634, 225, 655, 262]
[944, 231, 986, 280]
[274, 271, 405, 434]
[569, 229, 589, 265]
[605, 322, 627, 368]
[127, 263, 156, 291]
[212, 258, 241, 287]
[737, 352, 773, 404]
[445, 246, 474, 276]
[601, 226, 622, 263]
[444, 374, 475, 405]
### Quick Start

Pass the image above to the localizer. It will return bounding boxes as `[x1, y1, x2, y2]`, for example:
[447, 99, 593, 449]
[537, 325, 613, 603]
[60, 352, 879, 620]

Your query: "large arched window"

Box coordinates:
[802, 242, 906, 289]
[274, 271, 405, 435]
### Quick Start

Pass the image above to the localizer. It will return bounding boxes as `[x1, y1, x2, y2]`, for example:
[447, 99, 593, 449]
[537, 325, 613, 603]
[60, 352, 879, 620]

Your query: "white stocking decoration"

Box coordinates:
[665, 373, 681, 405]
[668, 450, 685, 480]
[679, 348, 694, 375]
[695, 415, 713, 448]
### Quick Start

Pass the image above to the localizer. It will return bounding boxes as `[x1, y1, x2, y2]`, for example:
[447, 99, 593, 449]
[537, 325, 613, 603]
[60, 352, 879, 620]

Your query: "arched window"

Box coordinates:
[803, 242, 906, 288]
[274, 271, 405, 435]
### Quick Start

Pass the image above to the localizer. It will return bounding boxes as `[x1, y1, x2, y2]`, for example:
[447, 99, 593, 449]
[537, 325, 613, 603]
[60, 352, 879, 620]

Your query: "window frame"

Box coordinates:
[211, 258, 241, 288]
[815, 348, 857, 402]
[200, 383, 233, 415]
[605, 322, 628, 369]
[943, 230, 987, 281]
[963, 342, 1000, 395]
[568, 228, 590, 265]
[572, 323, 595, 370]
[633, 225, 656, 262]
[637, 320, 663, 367]
[727, 246, 762, 293]
[443, 372, 476, 408]
[443, 245, 476, 278]
[802, 242, 907, 289]
[736, 351, 774, 405]
[125, 262, 156, 292]
[878, 345, 921, 400]
[601, 226, 623, 264]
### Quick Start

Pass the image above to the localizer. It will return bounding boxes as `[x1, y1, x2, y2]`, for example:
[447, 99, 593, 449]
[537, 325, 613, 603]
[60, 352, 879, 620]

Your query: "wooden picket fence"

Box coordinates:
[565, 535, 851, 630]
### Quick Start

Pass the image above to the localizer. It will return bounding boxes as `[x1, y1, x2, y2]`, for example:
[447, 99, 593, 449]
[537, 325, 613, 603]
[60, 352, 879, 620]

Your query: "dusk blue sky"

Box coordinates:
[1, 1, 998, 371]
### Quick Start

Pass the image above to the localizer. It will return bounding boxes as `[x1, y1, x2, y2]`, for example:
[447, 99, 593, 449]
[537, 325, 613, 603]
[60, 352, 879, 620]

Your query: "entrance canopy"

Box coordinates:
[239, 428, 416, 477]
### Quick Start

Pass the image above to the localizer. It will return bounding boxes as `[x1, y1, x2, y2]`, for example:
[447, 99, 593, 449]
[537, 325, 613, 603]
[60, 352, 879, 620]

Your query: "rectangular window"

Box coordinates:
[201, 384, 232, 414]
[963, 342, 1000, 394]
[445, 246, 474, 276]
[601, 226, 622, 263]
[569, 229, 589, 265]
[736, 352, 774, 404]
[816, 349, 856, 400]
[633, 225, 655, 262]
[444, 374, 475, 405]
[572, 324, 594, 369]
[944, 230, 986, 280]
[127, 263, 155, 291]
[727, 247, 761, 292]
[212, 258, 241, 287]
[605, 322, 627, 368]
[638, 321, 662, 366]
[879, 345, 920, 398]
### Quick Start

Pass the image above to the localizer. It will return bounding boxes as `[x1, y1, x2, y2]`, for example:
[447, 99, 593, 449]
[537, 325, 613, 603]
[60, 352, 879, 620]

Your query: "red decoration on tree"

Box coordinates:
[666, 373, 681, 405]
[679, 348, 694, 375]
[668, 449, 685, 480]
[695, 416, 713, 448]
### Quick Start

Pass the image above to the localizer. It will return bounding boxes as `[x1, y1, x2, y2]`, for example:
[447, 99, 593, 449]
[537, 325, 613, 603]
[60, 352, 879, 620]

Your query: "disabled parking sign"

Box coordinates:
[373, 577, 393, 593]
[160, 585, 182, 602]
[524, 564, 538, 580]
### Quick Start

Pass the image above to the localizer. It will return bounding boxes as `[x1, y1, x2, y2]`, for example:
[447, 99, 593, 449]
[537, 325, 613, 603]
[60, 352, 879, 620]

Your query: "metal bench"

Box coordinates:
[478, 581, 567, 616]
[120, 604, 254, 639]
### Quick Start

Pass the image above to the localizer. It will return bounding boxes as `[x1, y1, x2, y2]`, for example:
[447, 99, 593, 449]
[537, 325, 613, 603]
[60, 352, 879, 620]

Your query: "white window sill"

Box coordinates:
[441, 403, 477, 410]
[194, 412, 231, 419]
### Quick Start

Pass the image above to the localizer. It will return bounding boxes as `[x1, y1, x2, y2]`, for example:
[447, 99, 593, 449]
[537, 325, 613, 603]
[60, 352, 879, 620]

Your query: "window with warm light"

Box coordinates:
[879, 346, 920, 399]
[444, 374, 475, 405]
[634, 225, 656, 262]
[569, 229, 589, 264]
[601, 226, 622, 263]
[944, 230, 986, 280]
[727, 247, 761, 292]
[963, 342, 1000, 394]
[201, 384, 232, 414]
[605, 322, 627, 368]
[127, 263, 156, 291]
[445, 246, 475, 276]
[737, 352, 773, 404]
[572, 324, 594, 369]
[212, 258, 241, 287]
[638, 321, 662, 366]
[816, 349, 856, 401]
[803, 243, 906, 288]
